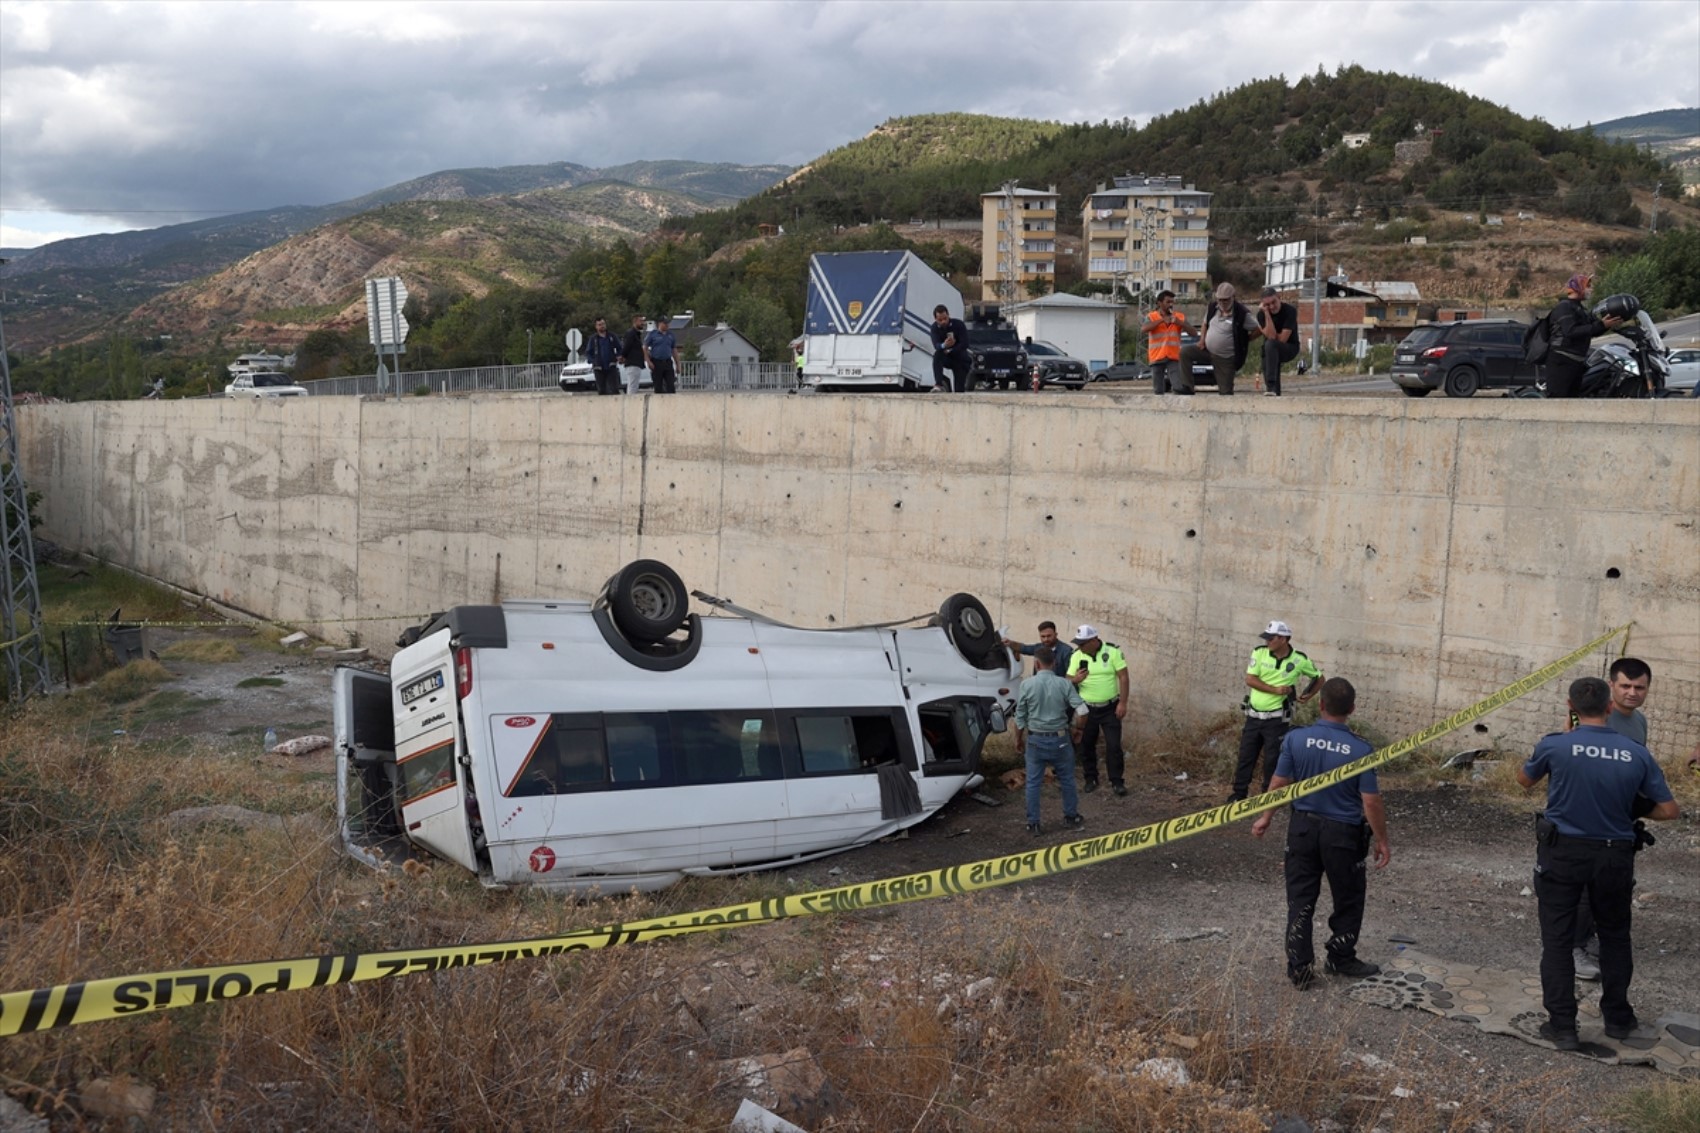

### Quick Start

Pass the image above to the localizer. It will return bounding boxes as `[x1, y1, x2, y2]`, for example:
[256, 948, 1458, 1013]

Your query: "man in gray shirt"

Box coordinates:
[1013, 645, 1088, 835]
[1177, 282, 1261, 395]
[1570, 657, 1654, 977]
[1606, 658, 1651, 744]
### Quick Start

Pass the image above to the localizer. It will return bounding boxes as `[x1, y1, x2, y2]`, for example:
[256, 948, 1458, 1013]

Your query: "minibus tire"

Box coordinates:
[593, 609, 704, 671]
[940, 593, 1000, 666]
[607, 560, 689, 643]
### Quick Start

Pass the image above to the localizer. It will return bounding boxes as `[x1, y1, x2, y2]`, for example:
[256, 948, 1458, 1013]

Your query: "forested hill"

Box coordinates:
[676, 68, 1681, 250]
[1589, 107, 1700, 141]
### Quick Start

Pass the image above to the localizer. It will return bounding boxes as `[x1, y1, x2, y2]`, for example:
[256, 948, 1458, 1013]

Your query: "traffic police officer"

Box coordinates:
[1066, 624, 1129, 795]
[1231, 620, 1323, 802]
[1251, 677, 1390, 988]
[1516, 677, 1678, 1051]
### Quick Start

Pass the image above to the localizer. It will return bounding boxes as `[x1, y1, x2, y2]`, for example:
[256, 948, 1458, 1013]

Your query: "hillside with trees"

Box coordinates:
[679, 69, 1681, 252]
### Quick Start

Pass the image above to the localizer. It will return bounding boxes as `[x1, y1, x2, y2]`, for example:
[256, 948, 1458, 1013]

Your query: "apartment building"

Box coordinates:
[1081, 173, 1212, 299]
[979, 184, 1059, 301]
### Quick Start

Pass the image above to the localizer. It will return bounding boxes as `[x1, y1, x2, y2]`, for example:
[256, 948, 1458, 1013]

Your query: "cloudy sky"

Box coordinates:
[2, 0, 1696, 249]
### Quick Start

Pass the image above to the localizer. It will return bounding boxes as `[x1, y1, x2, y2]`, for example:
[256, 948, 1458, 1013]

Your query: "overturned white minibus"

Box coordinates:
[334, 561, 1018, 892]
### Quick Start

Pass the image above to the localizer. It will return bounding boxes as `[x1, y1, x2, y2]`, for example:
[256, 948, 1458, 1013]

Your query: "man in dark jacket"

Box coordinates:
[930, 305, 972, 392]
[1255, 287, 1301, 397]
[620, 314, 647, 394]
[586, 317, 623, 396]
[1547, 274, 1622, 398]
[1178, 283, 1260, 395]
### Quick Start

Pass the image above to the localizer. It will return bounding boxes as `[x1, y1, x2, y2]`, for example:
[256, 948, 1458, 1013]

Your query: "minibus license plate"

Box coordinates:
[401, 670, 445, 705]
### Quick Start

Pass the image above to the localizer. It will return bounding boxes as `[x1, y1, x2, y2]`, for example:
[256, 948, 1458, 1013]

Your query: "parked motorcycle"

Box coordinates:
[1520, 294, 1670, 399]
[1580, 294, 1669, 397]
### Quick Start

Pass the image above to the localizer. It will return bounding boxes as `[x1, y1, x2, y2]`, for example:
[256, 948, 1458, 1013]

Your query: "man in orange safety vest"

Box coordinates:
[1145, 289, 1191, 395]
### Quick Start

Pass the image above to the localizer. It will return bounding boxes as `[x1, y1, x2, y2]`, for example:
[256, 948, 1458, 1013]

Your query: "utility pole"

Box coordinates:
[1650, 182, 1660, 235]
[0, 260, 50, 703]
[997, 180, 1019, 305]
[1312, 244, 1323, 373]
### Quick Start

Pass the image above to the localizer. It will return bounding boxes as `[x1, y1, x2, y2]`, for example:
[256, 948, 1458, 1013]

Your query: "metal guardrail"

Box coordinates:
[298, 360, 799, 398]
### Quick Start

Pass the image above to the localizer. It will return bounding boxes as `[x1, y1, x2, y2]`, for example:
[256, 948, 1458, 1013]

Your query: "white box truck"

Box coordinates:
[800, 250, 962, 391]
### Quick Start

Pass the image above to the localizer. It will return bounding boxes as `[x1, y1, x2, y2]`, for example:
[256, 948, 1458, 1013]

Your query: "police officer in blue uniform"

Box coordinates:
[1252, 677, 1390, 988]
[1516, 677, 1678, 1050]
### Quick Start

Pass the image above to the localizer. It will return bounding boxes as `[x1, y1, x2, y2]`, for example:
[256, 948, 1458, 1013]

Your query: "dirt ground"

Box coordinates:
[126, 622, 1699, 1130]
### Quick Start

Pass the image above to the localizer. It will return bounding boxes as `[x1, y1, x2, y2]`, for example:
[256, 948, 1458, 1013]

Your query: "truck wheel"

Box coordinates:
[605, 560, 688, 643]
[939, 593, 1001, 668]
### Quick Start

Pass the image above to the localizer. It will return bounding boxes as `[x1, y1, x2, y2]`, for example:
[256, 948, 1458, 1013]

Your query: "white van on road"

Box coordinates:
[335, 561, 1017, 892]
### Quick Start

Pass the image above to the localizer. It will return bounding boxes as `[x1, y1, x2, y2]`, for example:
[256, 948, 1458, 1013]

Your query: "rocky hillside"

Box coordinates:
[0, 161, 789, 352]
[126, 183, 716, 343]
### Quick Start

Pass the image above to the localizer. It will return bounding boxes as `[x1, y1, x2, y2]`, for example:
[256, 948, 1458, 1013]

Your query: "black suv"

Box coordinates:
[1391, 320, 1541, 398]
[1025, 338, 1089, 390]
[964, 304, 1027, 390]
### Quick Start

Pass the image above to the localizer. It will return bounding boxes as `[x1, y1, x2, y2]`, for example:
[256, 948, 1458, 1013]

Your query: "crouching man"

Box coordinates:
[1251, 677, 1390, 989]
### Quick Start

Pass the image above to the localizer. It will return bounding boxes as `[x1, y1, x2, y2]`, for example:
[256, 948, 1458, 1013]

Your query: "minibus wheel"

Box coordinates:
[606, 560, 689, 643]
[939, 593, 1000, 666]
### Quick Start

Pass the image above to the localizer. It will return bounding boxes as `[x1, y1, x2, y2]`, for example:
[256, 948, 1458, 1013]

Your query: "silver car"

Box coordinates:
[225, 373, 307, 398]
[1664, 347, 1700, 393]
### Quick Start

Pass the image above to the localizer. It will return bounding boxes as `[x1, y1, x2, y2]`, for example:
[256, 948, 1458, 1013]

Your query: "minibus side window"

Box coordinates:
[796, 716, 859, 773]
[509, 715, 604, 796]
[671, 710, 781, 784]
[607, 713, 666, 785]
[792, 712, 902, 775]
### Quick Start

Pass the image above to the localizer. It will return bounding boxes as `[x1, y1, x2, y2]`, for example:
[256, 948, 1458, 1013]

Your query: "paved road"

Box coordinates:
[1657, 311, 1699, 347]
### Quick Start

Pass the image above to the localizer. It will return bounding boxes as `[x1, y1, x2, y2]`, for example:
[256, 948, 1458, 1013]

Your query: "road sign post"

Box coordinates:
[365, 277, 410, 401]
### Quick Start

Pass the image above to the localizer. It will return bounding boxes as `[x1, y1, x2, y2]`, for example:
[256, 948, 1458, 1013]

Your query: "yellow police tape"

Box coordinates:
[0, 623, 1630, 1035]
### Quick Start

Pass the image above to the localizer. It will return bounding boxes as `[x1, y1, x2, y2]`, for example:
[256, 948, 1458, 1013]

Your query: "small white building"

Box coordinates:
[676, 322, 763, 385]
[1003, 293, 1125, 372]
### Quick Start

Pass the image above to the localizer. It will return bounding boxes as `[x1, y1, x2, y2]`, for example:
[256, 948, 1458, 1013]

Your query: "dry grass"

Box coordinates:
[158, 638, 243, 664]
[0, 690, 1663, 1131]
[1607, 1079, 1700, 1133]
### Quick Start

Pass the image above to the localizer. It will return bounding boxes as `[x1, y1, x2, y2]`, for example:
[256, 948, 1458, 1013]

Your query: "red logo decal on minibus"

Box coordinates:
[504, 716, 537, 728]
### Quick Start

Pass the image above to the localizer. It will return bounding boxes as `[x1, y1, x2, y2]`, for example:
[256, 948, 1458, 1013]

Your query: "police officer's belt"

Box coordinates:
[1244, 707, 1289, 720]
[1552, 831, 1635, 850]
[1084, 699, 1118, 709]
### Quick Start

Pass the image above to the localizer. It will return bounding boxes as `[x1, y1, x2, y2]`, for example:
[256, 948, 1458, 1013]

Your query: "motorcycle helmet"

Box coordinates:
[1592, 293, 1641, 320]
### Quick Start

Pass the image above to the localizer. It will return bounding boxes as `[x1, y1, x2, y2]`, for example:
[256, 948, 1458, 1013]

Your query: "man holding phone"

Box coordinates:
[930, 305, 973, 393]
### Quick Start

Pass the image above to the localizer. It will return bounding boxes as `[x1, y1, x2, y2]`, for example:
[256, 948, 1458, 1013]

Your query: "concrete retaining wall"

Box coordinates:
[17, 392, 1700, 756]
